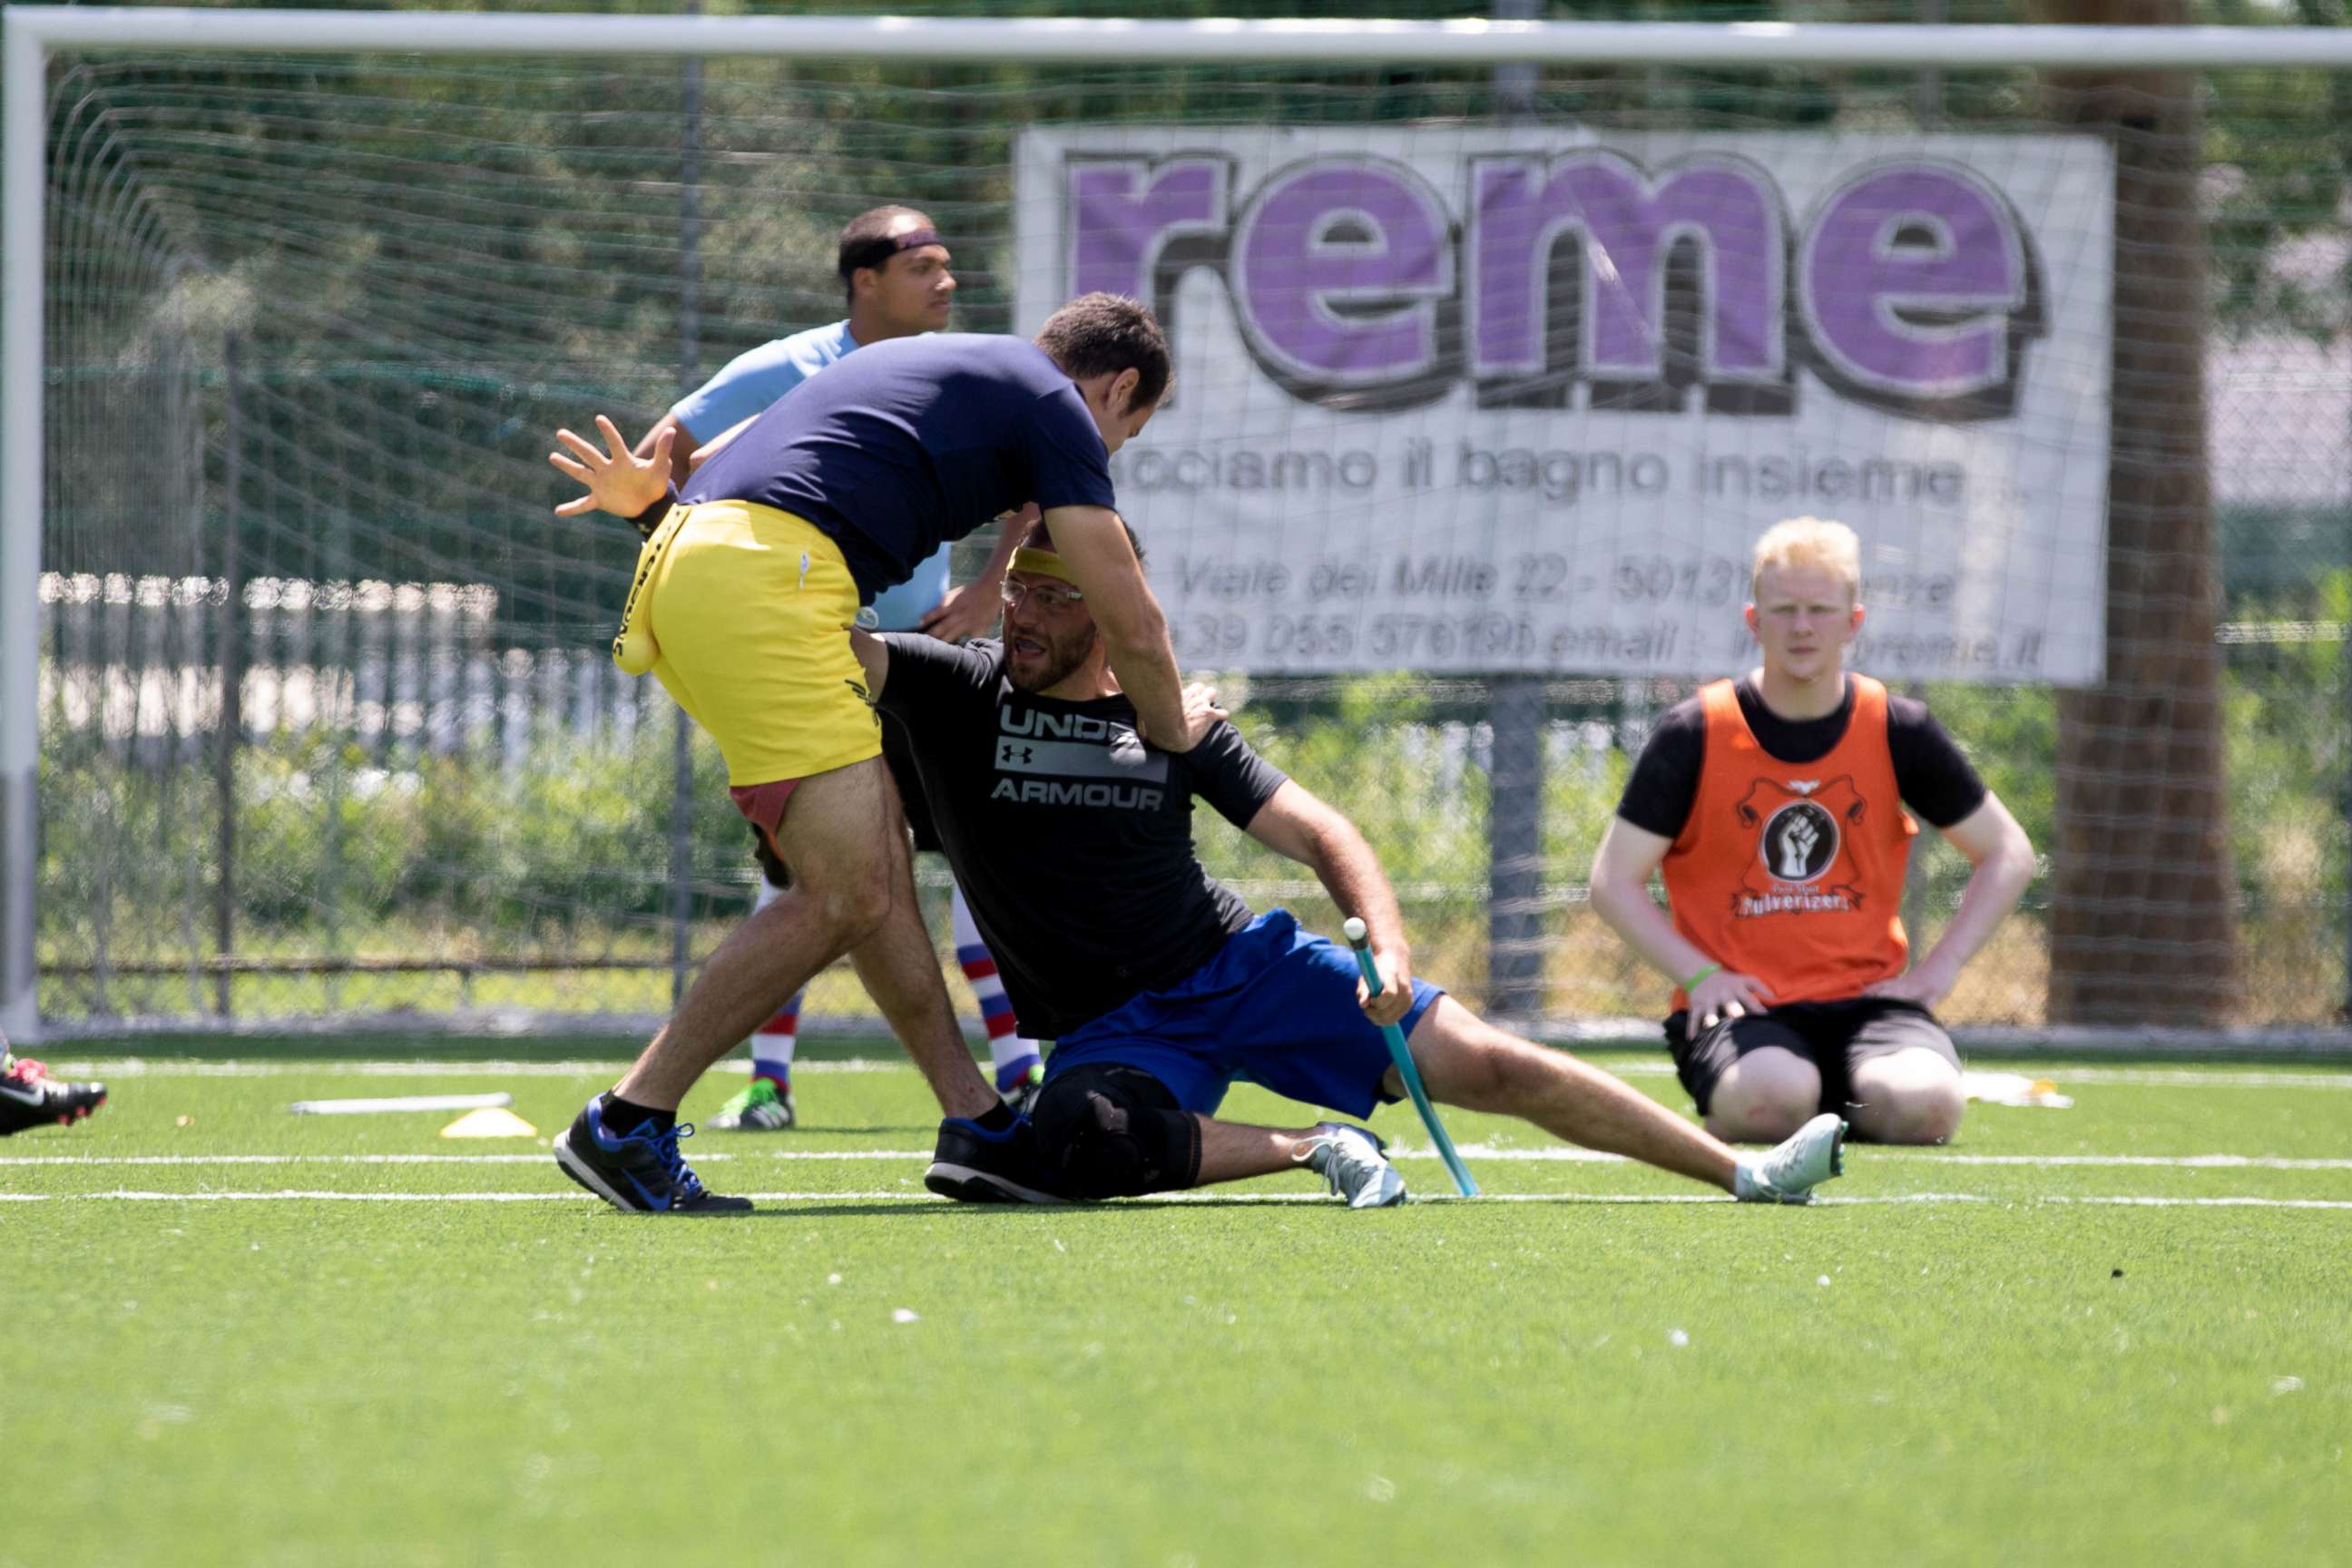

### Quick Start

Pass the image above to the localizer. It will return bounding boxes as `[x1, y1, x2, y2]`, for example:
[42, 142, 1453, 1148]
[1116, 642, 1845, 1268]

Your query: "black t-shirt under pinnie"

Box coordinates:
[877, 635, 1290, 1039]
[1616, 673, 1988, 838]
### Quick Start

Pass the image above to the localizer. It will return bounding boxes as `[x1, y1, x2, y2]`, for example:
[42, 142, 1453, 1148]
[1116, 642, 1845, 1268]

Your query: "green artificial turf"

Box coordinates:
[4, 1049, 2347, 1567]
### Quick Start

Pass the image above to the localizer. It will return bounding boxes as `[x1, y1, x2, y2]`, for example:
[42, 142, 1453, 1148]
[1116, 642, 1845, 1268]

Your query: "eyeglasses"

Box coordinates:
[1000, 579, 1085, 614]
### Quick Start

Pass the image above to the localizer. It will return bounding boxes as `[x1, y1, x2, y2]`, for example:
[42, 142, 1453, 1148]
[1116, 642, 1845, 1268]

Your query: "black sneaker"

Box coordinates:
[554, 1096, 751, 1214]
[925, 1115, 1063, 1203]
[0, 1054, 107, 1137]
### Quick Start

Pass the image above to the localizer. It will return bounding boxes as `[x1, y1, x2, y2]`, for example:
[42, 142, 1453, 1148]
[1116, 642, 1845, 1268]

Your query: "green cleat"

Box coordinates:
[1001, 1060, 1046, 1119]
[708, 1076, 795, 1132]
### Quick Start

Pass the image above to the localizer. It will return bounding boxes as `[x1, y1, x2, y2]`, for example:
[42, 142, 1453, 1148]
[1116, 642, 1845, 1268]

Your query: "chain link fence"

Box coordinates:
[27, 18, 2352, 1036]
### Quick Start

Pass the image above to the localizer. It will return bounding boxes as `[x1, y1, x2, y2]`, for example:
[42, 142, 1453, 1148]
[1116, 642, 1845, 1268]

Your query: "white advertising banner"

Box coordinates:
[1014, 126, 2112, 682]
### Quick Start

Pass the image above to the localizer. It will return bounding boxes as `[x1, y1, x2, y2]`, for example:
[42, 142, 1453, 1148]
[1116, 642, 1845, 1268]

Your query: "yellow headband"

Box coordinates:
[1009, 547, 1076, 584]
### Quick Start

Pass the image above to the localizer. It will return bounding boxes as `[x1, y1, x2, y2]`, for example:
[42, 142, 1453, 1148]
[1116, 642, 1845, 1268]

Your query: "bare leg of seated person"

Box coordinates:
[1845, 1046, 1965, 1145]
[1063, 998, 1840, 1204]
[1031, 1064, 1404, 1208]
[1703, 1044, 1824, 1145]
[1408, 998, 1742, 1191]
[1028, 997, 1842, 1208]
[1187, 1116, 1406, 1209]
[1194, 1117, 1332, 1182]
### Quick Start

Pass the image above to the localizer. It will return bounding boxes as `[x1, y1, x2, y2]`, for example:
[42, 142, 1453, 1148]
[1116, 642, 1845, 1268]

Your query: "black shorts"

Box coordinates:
[877, 710, 943, 854]
[1662, 997, 1959, 1118]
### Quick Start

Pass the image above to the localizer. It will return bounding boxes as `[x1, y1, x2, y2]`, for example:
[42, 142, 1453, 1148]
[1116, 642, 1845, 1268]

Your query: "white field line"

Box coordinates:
[28, 1059, 898, 1079]
[7, 1148, 2351, 1171]
[1413, 1147, 2352, 1170]
[32, 1059, 2352, 1090]
[3, 1189, 2350, 1209]
[2043, 1067, 2352, 1089]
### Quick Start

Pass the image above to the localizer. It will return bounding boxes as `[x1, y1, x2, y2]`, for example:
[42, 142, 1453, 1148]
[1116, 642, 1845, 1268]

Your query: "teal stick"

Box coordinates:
[1342, 917, 1477, 1198]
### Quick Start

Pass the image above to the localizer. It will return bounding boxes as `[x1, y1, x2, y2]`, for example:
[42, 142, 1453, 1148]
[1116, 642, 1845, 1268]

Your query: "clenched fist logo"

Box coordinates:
[1760, 799, 1838, 884]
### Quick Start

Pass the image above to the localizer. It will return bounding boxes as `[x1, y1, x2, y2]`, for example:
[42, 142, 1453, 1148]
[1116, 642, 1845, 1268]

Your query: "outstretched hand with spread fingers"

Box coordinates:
[550, 415, 672, 523]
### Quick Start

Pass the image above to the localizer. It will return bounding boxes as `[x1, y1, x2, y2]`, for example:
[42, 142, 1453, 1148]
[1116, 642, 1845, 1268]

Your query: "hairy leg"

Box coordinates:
[612, 758, 897, 1110]
[1192, 1114, 1330, 1184]
[845, 790, 998, 1120]
[1845, 1046, 1965, 1144]
[1705, 1046, 1823, 1143]
[1407, 997, 1741, 1191]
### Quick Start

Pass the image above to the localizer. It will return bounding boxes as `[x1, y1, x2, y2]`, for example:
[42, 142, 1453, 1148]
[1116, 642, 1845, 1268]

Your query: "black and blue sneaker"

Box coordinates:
[925, 1114, 1063, 1204]
[554, 1096, 751, 1214]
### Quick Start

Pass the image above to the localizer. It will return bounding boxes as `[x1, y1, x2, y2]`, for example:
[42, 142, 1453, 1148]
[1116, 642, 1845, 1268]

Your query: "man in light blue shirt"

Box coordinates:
[635, 204, 1037, 1131]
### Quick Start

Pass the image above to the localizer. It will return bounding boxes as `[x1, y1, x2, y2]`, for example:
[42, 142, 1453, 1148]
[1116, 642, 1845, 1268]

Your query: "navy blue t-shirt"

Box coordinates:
[680, 334, 1119, 602]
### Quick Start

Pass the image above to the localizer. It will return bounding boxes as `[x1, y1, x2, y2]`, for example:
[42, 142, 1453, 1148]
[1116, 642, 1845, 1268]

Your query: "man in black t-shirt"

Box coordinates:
[1590, 518, 2038, 1145]
[852, 521, 1852, 1208]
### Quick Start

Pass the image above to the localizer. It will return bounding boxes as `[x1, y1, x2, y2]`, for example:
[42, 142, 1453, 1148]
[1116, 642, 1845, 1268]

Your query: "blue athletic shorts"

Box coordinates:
[1044, 909, 1446, 1119]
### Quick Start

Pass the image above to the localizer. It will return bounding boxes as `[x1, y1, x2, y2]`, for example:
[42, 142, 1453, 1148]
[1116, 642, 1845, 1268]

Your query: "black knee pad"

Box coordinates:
[1031, 1063, 1202, 1199]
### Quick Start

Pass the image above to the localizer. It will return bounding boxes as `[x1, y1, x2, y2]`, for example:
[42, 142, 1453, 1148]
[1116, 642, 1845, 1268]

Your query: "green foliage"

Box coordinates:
[40, 616, 2352, 1016]
[38, 719, 750, 967]
[2220, 569, 2350, 932]
[1202, 705, 1491, 922]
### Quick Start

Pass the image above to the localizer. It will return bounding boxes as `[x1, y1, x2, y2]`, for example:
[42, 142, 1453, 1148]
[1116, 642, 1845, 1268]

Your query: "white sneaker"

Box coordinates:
[1301, 1122, 1406, 1209]
[1738, 1112, 1847, 1204]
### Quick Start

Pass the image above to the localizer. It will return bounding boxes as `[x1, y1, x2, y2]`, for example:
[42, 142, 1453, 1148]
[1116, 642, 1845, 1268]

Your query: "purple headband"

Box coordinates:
[838, 226, 944, 279]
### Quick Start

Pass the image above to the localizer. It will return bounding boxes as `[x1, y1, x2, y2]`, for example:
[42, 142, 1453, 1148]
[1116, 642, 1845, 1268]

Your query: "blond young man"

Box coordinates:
[1590, 518, 2038, 1145]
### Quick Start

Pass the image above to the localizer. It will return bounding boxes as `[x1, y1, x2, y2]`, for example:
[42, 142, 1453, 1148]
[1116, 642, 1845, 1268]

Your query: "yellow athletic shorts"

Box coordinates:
[616, 500, 880, 788]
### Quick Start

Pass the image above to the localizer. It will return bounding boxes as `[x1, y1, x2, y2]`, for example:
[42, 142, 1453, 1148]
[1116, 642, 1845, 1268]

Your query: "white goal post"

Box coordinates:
[14, 7, 2352, 1044]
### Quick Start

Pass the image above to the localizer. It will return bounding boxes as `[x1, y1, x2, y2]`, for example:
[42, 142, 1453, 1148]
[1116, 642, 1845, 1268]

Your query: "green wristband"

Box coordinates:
[1683, 962, 1722, 993]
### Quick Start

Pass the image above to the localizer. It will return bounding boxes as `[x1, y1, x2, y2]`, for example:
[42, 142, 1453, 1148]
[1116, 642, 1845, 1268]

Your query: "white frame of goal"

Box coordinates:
[10, 6, 2352, 1042]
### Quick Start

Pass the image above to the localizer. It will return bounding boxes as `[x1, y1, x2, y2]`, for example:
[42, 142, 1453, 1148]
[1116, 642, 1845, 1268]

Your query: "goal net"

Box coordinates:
[15, 11, 2352, 1040]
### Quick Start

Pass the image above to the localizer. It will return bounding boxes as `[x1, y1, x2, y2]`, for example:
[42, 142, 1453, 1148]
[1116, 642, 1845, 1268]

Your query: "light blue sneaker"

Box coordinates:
[1302, 1122, 1406, 1209]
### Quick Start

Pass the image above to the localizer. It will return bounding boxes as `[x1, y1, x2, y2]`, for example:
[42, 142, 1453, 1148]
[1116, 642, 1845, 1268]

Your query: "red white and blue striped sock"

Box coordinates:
[952, 883, 1040, 1090]
[750, 873, 798, 1088]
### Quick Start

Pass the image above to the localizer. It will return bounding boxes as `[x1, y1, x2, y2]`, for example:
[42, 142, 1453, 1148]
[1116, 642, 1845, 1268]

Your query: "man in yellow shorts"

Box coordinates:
[545, 294, 1202, 1212]
[633, 205, 1044, 1134]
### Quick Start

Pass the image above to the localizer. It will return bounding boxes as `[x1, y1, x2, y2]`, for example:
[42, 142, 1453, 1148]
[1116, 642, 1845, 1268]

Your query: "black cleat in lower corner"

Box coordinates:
[926, 1115, 1063, 1204]
[554, 1096, 752, 1214]
[0, 1054, 106, 1137]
